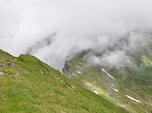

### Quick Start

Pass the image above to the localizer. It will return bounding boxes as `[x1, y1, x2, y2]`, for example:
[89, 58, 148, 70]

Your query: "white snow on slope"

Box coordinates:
[93, 90, 99, 94]
[77, 71, 82, 74]
[126, 95, 141, 103]
[101, 68, 115, 80]
[112, 88, 119, 92]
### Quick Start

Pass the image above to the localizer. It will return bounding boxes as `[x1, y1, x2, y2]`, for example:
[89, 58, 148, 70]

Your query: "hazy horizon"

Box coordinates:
[1, 0, 152, 71]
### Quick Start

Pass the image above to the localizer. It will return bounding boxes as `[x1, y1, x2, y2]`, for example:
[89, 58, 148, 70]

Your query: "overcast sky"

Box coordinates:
[0, 0, 152, 70]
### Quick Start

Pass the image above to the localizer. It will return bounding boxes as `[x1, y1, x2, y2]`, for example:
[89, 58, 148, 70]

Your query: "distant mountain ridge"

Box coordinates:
[63, 38, 152, 113]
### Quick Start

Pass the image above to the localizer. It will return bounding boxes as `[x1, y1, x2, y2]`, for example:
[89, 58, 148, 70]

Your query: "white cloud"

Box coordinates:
[0, 0, 152, 70]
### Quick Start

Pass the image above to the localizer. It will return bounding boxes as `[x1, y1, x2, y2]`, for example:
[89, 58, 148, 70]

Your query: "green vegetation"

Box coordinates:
[63, 49, 152, 113]
[0, 50, 128, 113]
[141, 56, 152, 68]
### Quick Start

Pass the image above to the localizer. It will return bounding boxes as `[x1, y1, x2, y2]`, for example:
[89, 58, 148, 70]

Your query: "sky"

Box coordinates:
[0, 0, 152, 71]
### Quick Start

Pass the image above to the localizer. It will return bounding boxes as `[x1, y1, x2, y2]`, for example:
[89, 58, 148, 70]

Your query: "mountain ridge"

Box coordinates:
[63, 47, 152, 113]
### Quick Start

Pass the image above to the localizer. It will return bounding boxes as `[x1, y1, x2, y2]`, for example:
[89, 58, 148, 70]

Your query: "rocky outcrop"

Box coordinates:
[0, 62, 18, 69]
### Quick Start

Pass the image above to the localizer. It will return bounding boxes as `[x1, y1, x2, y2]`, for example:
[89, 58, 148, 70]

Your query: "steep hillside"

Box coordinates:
[0, 49, 128, 113]
[63, 45, 152, 113]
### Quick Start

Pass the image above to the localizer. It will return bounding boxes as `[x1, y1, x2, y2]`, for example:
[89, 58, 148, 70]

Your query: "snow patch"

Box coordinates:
[77, 71, 81, 74]
[112, 88, 119, 92]
[126, 95, 141, 103]
[101, 68, 115, 80]
[93, 90, 99, 94]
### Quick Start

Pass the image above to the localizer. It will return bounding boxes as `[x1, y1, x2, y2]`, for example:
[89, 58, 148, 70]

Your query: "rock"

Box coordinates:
[0, 71, 4, 76]
[0, 62, 18, 69]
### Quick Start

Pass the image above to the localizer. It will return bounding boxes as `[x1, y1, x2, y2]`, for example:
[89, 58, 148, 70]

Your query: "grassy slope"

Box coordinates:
[62, 50, 152, 113]
[0, 50, 128, 113]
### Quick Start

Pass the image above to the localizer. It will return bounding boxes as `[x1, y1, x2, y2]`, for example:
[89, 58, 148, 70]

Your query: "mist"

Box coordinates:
[0, 0, 152, 71]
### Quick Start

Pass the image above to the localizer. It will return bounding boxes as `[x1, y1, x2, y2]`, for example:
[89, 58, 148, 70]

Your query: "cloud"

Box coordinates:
[0, 0, 152, 70]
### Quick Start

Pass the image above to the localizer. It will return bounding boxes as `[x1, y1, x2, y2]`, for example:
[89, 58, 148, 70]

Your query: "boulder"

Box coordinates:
[0, 71, 4, 76]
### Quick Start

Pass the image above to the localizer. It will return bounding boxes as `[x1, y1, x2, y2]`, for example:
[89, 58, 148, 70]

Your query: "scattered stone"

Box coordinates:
[68, 85, 76, 90]
[0, 62, 18, 69]
[0, 71, 4, 76]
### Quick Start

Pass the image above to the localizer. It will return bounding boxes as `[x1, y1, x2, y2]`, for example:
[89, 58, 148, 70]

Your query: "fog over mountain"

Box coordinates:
[1, 0, 152, 71]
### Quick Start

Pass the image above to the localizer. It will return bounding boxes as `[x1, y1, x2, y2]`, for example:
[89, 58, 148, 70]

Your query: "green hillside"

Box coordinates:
[0, 49, 128, 113]
[63, 48, 152, 113]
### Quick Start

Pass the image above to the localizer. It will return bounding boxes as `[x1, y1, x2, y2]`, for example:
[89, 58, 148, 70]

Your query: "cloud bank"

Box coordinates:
[0, 0, 152, 70]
